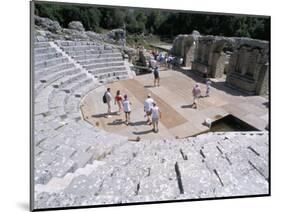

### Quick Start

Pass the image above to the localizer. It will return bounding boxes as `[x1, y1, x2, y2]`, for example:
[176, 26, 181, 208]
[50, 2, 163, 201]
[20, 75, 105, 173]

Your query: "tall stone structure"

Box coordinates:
[226, 38, 269, 95]
[171, 32, 269, 96]
[170, 31, 200, 67]
[192, 36, 234, 78]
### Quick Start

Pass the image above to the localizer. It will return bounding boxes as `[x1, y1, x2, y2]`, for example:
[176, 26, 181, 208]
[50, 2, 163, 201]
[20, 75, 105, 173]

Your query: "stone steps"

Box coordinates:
[63, 83, 98, 114]
[52, 73, 87, 89]
[78, 56, 123, 65]
[35, 47, 57, 55]
[72, 52, 122, 61]
[88, 66, 126, 75]
[35, 56, 69, 69]
[34, 52, 63, 62]
[38, 68, 81, 85]
[67, 49, 119, 56]
[34, 68, 81, 98]
[57, 40, 99, 47]
[35, 63, 76, 81]
[34, 160, 106, 193]
[61, 78, 93, 93]
[34, 42, 51, 48]
[61, 45, 104, 52]
[84, 61, 124, 70]
[96, 70, 128, 81]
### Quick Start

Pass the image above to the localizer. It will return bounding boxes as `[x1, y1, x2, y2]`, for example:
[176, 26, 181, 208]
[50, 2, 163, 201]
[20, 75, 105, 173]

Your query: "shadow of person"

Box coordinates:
[144, 85, 155, 88]
[92, 111, 119, 118]
[181, 104, 194, 109]
[107, 119, 124, 126]
[132, 129, 153, 135]
[129, 120, 147, 126]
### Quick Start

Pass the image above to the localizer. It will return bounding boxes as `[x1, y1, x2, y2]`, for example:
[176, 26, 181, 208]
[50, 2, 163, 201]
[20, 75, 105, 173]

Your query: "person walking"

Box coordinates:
[192, 83, 201, 109]
[205, 79, 211, 97]
[153, 66, 160, 87]
[150, 102, 161, 133]
[144, 93, 154, 125]
[115, 90, 123, 114]
[104, 88, 112, 117]
[123, 94, 132, 125]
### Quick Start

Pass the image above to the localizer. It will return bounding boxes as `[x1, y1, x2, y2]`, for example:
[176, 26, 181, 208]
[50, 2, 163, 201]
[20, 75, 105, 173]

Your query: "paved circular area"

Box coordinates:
[81, 70, 268, 140]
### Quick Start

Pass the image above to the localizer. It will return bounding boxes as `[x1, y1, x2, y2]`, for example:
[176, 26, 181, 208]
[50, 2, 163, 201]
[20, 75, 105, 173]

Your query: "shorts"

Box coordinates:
[145, 111, 152, 116]
[124, 111, 131, 114]
[152, 117, 159, 124]
[193, 96, 199, 103]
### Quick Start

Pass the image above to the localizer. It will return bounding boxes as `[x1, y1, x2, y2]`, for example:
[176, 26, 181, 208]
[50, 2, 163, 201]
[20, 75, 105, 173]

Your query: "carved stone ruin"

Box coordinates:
[171, 32, 269, 95]
[226, 38, 269, 95]
[192, 36, 235, 78]
[170, 31, 200, 67]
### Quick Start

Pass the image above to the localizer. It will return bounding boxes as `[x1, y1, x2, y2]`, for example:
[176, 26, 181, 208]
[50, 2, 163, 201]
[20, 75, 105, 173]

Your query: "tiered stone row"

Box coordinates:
[34, 132, 268, 208]
[34, 41, 130, 187]
[56, 41, 130, 83]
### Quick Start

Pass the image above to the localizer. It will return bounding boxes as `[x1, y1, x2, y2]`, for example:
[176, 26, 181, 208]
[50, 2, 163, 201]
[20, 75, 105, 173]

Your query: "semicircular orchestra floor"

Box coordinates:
[80, 70, 268, 140]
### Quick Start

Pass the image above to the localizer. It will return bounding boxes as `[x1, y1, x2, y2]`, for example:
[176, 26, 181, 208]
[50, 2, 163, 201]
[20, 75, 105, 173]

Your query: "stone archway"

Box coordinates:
[209, 39, 235, 78]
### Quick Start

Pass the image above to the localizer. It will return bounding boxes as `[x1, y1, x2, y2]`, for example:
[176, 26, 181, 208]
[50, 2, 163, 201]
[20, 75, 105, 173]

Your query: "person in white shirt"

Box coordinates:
[192, 83, 201, 109]
[105, 88, 112, 117]
[122, 94, 132, 125]
[150, 102, 161, 133]
[144, 94, 154, 125]
[205, 79, 211, 97]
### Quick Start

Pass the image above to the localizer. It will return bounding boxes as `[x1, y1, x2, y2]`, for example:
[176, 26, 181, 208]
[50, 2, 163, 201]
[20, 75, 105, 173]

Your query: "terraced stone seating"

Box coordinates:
[34, 38, 135, 192]
[34, 41, 104, 186]
[34, 132, 268, 208]
[56, 40, 129, 82]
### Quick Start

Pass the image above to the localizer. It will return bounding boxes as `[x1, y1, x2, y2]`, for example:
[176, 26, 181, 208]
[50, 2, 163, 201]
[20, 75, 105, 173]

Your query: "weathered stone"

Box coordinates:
[61, 28, 89, 40]
[85, 31, 103, 41]
[170, 33, 200, 67]
[171, 32, 269, 95]
[68, 21, 85, 31]
[35, 15, 62, 33]
[191, 36, 235, 78]
[105, 29, 126, 45]
[226, 38, 269, 95]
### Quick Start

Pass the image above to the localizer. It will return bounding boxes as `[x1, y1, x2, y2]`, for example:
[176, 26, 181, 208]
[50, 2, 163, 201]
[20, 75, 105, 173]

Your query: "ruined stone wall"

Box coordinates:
[226, 38, 269, 95]
[170, 32, 199, 67]
[191, 36, 235, 78]
[171, 33, 269, 95]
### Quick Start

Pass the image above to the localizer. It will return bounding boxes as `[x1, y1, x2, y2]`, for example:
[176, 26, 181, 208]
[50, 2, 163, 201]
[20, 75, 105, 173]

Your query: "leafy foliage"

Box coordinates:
[35, 2, 270, 40]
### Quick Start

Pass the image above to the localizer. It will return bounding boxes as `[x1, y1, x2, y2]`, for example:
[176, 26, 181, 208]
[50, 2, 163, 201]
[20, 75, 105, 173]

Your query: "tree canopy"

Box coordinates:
[34, 2, 270, 41]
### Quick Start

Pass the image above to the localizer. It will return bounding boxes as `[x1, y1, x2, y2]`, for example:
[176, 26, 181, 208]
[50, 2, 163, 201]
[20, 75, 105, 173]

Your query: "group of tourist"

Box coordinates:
[102, 78, 211, 132]
[103, 89, 161, 133]
[150, 50, 183, 69]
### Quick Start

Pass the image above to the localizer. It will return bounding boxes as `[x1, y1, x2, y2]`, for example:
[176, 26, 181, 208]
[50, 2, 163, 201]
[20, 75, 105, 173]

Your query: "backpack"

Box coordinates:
[102, 92, 107, 104]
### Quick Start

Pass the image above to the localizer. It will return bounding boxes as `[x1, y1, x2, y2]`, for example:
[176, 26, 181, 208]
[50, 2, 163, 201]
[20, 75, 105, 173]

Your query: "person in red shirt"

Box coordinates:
[115, 90, 123, 114]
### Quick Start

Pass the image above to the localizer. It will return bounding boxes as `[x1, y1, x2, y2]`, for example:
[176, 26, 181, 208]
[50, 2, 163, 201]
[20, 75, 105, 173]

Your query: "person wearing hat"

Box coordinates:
[144, 93, 154, 125]
[192, 83, 201, 109]
[150, 101, 161, 133]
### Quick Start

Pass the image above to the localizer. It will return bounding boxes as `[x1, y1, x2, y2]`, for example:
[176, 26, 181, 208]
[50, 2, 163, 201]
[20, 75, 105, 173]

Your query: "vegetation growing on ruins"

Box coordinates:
[35, 2, 270, 41]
